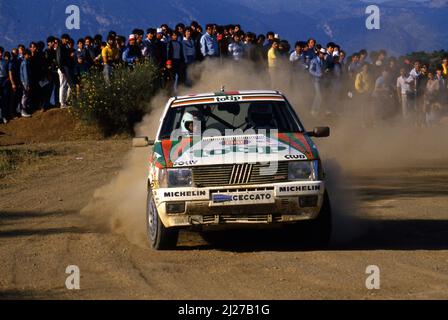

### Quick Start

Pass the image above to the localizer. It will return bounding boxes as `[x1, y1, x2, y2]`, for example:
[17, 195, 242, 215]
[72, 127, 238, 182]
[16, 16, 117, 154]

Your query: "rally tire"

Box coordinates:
[146, 191, 179, 250]
[303, 191, 332, 248]
[287, 191, 332, 249]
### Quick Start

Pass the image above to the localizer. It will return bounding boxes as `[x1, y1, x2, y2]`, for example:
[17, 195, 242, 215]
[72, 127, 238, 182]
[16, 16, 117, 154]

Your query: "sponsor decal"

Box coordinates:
[164, 191, 207, 198]
[222, 139, 250, 146]
[215, 95, 242, 103]
[212, 194, 233, 203]
[285, 154, 307, 160]
[173, 160, 198, 167]
[194, 145, 287, 158]
[212, 192, 272, 203]
[279, 185, 321, 193]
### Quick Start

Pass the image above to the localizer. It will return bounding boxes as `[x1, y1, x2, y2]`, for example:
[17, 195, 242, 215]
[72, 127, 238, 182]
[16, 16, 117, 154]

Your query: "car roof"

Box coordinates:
[174, 90, 282, 100]
[170, 90, 286, 107]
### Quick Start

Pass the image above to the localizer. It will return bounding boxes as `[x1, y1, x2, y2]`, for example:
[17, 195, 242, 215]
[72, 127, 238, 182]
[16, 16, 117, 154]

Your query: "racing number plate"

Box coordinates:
[210, 190, 275, 207]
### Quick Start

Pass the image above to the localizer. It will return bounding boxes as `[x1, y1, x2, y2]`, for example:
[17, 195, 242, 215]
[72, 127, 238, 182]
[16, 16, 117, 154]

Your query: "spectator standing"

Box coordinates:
[183, 27, 196, 66]
[102, 34, 119, 84]
[442, 57, 447, 77]
[29, 42, 45, 111]
[154, 29, 168, 69]
[354, 63, 373, 126]
[303, 38, 317, 66]
[267, 39, 280, 87]
[243, 32, 256, 62]
[83, 36, 96, 70]
[0, 47, 9, 123]
[122, 34, 142, 68]
[290, 42, 306, 71]
[425, 71, 441, 126]
[435, 67, 447, 106]
[160, 60, 178, 96]
[372, 69, 394, 122]
[406, 61, 426, 126]
[142, 29, 157, 64]
[254, 35, 266, 65]
[167, 31, 185, 83]
[200, 24, 219, 59]
[263, 32, 275, 57]
[228, 33, 244, 62]
[309, 48, 327, 117]
[20, 50, 32, 117]
[396, 68, 412, 121]
[8, 48, 29, 117]
[44, 36, 58, 108]
[56, 34, 73, 108]
[75, 38, 88, 86]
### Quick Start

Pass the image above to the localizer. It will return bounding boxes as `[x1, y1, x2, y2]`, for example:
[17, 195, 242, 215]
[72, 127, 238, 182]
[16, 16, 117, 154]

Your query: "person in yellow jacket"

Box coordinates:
[267, 39, 280, 87]
[442, 57, 447, 77]
[102, 34, 119, 84]
[354, 63, 373, 126]
[355, 63, 371, 94]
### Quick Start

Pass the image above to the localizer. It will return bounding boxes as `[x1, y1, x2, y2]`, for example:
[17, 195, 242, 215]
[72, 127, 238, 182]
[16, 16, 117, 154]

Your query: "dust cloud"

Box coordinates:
[81, 59, 448, 247]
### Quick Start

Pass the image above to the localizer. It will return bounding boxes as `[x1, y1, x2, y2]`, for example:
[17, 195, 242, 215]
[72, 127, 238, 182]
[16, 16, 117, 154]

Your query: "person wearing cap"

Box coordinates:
[122, 34, 142, 68]
[309, 47, 327, 117]
[152, 29, 168, 69]
[142, 28, 157, 62]
[161, 59, 178, 96]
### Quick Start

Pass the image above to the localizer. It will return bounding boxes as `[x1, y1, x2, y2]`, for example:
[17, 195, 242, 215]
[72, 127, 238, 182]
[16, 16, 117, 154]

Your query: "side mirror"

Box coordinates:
[307, 127, 330, 138]
[132, 137, 155, 148]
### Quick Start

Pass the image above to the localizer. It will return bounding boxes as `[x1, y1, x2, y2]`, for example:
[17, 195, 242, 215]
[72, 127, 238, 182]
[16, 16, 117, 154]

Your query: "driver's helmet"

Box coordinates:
[247, 103, 274, 129]
[181, 110, 203, 135]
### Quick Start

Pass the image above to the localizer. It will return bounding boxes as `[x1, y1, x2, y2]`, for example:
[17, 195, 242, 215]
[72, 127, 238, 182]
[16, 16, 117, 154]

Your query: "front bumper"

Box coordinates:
[153, 181, 325, 228]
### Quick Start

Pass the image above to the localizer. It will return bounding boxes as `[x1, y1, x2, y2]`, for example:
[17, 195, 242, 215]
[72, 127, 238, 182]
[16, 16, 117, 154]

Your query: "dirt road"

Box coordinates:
[1, 139, 448, 300]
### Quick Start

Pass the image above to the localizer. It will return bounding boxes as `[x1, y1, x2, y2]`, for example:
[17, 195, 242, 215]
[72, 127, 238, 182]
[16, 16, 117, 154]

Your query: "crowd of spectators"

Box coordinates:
[0, 21, 447, 127]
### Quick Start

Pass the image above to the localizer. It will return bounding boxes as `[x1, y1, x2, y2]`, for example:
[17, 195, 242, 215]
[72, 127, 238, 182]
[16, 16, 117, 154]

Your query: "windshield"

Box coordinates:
[159, 100, 303, 139]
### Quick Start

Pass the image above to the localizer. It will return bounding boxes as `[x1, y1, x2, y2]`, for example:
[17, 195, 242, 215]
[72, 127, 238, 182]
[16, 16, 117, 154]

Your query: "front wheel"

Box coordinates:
[287, 192, 332, 249]
[146, 191, 179, 250]
[304, 191, 332, 247]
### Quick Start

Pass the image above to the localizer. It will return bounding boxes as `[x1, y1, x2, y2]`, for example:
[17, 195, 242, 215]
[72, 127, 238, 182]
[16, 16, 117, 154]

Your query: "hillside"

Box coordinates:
[0, 0, 447, 54]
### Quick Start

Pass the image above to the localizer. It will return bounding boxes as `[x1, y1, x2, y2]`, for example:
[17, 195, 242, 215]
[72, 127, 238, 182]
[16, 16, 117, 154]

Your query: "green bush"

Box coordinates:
[71, 62, 159, 136]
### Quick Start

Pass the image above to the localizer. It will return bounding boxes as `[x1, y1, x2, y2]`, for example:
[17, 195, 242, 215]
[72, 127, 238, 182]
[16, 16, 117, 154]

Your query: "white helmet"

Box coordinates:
[181, 111, 202, 135]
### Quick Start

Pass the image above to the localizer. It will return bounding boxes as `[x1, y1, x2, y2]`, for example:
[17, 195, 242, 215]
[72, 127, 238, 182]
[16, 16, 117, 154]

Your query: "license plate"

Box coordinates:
[210, 191, 275, 206]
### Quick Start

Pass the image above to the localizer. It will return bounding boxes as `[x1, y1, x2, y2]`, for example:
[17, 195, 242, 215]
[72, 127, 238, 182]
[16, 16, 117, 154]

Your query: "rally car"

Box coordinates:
[133, 90, 331, 250]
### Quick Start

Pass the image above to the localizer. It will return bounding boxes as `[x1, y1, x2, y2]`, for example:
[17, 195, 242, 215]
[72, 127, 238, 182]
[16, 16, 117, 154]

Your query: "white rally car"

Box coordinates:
[134, 90, 331, 250]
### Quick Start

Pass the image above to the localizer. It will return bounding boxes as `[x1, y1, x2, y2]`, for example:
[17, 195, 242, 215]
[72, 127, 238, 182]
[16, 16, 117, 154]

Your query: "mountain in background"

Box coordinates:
[0, 0, 447, 55]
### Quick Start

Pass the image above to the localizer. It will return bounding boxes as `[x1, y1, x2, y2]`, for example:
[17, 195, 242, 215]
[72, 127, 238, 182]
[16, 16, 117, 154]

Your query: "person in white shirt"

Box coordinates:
[397, 68, 411, 120]
[228, 33, 244, 62]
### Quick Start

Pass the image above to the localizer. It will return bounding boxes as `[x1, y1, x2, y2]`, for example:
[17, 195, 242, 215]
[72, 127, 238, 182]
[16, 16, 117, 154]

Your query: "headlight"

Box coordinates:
[288, 161, 317, 181]
[158, 168, 193, 188]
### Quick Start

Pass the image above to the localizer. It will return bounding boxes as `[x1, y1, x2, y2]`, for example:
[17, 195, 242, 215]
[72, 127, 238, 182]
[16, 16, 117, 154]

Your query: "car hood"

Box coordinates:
[152, 133, 320, 168]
